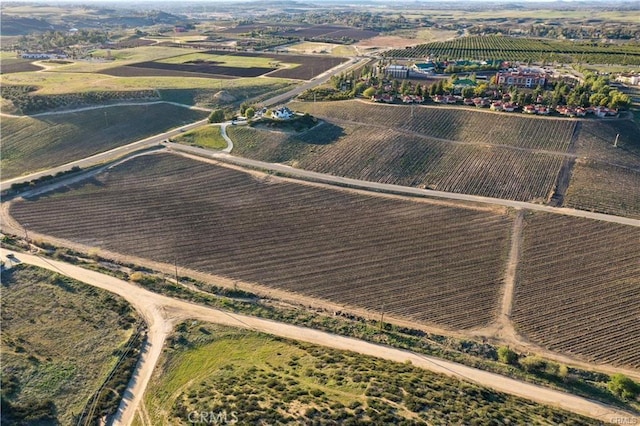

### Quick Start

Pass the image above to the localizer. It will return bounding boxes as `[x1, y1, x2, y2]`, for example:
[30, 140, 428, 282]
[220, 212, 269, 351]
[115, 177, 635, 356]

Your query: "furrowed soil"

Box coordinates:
[10, 152, 513, 330]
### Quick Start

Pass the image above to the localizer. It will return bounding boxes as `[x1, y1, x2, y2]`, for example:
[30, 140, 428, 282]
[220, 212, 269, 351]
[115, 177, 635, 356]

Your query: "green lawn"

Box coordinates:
[143, 322, 599, 425]
[1, 264, 140, 425]
[170, 124, 228, 150]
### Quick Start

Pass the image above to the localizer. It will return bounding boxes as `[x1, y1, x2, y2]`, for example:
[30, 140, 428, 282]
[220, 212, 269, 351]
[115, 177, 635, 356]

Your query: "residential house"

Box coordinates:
[271, 106, 295, 120]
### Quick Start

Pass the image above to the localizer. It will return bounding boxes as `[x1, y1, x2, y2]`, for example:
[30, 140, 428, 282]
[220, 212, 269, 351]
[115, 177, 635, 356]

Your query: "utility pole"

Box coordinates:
[614, 133, 619, 148]
[379, 303, 385, 330]
[174, 257, 179, 285]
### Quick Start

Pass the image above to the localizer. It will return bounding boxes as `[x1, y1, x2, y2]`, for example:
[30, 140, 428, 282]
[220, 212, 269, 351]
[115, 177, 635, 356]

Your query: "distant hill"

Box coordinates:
[0, 15, 60, 35]
[0, 10, 187, 36]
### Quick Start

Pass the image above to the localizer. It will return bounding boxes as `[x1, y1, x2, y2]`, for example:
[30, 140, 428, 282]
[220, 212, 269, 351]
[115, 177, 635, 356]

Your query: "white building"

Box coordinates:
[271, 106, 295, 120]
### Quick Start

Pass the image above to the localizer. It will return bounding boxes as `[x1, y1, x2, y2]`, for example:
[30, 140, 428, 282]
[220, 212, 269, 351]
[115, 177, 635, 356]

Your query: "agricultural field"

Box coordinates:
[169, 125, 227, 150]
[1, 103, 207, 179]
[99, 50, 347, 81]
[290, 100, 578, 152]
[512, 213, 640, 369]
[230, 112, 566, 202]
[285, 41, 358, 56]
[139, 321, 598, 425]
[384, 35, 640, 65]
[10, 152, 513, 330]
[0, 57, 43, 74]
[573, 119, 640, 169]
[564, 161, 640, 218]
[1, 264, 140, 425]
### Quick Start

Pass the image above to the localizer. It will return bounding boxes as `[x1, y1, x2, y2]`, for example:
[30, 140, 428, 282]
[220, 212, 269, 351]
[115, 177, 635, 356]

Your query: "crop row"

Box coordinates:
[290, 100, 577, 152]
[513, 213, 640, 368]
[384, 36, 640, 65]
[564, 161, 640, 219]
[11, 152, 513, 330]
[574, 120, 640, 169]
[229, 121, 564, 202]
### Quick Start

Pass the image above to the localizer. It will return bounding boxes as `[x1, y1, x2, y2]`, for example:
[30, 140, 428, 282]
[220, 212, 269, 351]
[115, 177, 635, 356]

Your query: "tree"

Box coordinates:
[245, 107, 255, 119]
[400, 80, 409, 95]
[461, 87, 475, 98]
[474, 83, 488, 97]
[519, 356, 546, 374]
[497, 346, 518, 365]
[208, 109, 225, 123]
[608, 374, 639, 400]
[363, 87, 376, 98]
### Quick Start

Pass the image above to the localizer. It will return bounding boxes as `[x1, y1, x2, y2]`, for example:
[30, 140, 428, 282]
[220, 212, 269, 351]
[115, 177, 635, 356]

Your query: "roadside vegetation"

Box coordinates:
[1, 264, 142, 425]
[143, 322, 600, 425]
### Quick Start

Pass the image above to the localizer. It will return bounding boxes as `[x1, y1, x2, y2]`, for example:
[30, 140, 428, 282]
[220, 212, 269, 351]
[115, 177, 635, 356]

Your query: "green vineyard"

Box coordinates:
[384, 36, 640, 65]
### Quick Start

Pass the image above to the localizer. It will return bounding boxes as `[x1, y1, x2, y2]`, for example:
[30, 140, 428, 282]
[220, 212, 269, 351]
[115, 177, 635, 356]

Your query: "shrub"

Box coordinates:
[520, 355, 547, 374]
[208, 109, 225, 123]
[245, 107, 255, 119]
[608, 374, 639, 400]
[497, 346, 518, 365]
[363, 87, 376, 98]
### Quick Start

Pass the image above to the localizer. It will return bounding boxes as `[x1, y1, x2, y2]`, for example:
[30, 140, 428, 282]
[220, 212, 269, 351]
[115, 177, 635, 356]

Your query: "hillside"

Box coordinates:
[142, 322, 600, 425]
[1, 103, 207, 179]
[229, 100, 639, 212]
[1, 264, 140, 425]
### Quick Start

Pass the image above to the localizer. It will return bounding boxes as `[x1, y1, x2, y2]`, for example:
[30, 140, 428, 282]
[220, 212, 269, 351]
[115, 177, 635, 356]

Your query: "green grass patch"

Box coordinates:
[171, 125, 227, 150]
[1, 103, 208, 179]
[144, 322, 599, 425]
[1, 264, 140, 425]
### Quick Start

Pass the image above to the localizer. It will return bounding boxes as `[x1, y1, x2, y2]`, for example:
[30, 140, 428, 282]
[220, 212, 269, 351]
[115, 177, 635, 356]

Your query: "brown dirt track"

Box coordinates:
[9, 152, 513, 331]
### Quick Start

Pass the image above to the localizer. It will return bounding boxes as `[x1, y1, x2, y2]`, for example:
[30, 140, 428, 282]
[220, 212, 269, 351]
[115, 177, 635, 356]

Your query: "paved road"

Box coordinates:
[165, 143, 640, 227]
[2, 248, 637, 426]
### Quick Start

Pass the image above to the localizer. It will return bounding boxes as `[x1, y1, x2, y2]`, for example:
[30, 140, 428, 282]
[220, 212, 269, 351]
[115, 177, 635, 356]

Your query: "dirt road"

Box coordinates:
[2, 248, 637, 426]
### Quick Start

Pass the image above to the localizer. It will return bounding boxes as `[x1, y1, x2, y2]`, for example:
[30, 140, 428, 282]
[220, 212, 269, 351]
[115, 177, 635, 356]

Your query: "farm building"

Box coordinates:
[271, 106, 295, 120]
[496, 67, 547, 88]
[385, 65, 409, 79]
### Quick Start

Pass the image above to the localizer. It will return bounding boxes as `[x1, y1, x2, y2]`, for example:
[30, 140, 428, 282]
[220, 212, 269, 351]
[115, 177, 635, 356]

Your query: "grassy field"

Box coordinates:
[11, 152, 513, 330]
[1, 264, 139, 425]
[0, 71, 294, 95]
[140, 322, 599, 425]
[1, 103, 208, 179]
[170, 124, 227, 150]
